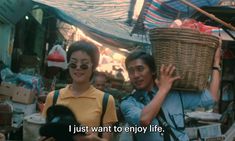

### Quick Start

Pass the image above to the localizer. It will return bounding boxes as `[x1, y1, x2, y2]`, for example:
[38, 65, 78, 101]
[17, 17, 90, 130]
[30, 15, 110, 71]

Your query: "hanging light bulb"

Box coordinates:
[25, 16, 29, 20]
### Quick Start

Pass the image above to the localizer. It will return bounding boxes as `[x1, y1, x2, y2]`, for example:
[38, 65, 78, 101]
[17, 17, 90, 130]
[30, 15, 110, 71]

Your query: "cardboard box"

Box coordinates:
[0, 82, 18, 97]
[12, 87, 35, 104]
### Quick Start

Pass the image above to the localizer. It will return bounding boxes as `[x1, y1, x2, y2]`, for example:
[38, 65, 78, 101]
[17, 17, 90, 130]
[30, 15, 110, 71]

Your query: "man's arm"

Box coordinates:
[140, 88, 169, 126]
[140, 64, 180, 127]
[182, 40, 222, 109]
[209, 40, 222, 102]
[120, 97, 142, 125]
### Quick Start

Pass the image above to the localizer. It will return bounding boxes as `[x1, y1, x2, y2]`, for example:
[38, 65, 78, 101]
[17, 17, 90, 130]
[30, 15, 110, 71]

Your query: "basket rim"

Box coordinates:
[149, 27, 220, 40]
[150, 39, 218, 48]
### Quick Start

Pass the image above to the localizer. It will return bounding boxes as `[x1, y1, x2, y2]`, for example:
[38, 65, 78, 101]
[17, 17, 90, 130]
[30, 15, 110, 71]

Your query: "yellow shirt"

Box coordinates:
[42, 85, 118, 127]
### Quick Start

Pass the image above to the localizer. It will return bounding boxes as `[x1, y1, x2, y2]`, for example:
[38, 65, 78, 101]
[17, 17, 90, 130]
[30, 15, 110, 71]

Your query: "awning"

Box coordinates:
[132, 0, 220, 34]
[32, 0, 150, 49]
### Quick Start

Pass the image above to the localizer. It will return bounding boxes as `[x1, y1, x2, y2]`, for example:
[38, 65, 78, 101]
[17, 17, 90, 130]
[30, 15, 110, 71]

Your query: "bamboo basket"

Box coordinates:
[149, 28, 219, 91]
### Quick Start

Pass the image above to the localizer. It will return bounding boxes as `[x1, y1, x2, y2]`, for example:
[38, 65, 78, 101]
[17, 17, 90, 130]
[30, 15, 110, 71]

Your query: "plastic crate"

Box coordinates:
[185, 127, 198, 139]
[204, 135, 225, 141]
[198, 123, 222, 139]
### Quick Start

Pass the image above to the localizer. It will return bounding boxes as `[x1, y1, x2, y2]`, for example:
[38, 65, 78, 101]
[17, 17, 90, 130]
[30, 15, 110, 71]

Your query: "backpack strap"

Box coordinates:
[98, 92, 109, 138]
[157, 109, 179, 141]
[53, 90, 60, 105]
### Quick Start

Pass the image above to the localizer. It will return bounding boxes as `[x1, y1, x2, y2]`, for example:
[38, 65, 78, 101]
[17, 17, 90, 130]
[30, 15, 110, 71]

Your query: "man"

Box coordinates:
[93, 71, 108, 91]
[120, 45, 221, 141]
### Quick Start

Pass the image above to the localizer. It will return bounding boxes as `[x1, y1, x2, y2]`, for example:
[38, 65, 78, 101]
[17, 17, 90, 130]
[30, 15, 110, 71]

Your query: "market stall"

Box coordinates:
[1, 0, 235, 141]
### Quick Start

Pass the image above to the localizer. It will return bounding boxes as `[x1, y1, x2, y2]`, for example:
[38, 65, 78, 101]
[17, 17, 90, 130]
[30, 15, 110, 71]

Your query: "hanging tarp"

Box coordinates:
[0, 0, 33, 24]
[192, 6, 235, 27]
[132, 0, 220, 34]
[33, 0, 150, 49]
[191, 6, 235, 40]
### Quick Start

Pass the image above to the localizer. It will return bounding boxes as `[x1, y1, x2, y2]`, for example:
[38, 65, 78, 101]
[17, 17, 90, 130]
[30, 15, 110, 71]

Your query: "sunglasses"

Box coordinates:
[68, 63, 92, 70]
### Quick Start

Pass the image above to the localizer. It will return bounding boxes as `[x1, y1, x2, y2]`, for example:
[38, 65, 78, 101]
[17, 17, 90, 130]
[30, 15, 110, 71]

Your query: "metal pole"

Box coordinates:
[179, 0, 235, 31]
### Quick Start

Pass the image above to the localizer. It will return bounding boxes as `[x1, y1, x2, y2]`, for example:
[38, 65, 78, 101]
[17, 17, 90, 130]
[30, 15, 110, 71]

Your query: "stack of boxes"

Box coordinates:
[0, 82, 36, 128]
[0, 82, 35, 104]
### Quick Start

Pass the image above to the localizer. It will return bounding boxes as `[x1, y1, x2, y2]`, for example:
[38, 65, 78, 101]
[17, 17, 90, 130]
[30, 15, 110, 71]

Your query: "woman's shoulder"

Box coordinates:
[46, 87, 67, 99]
[91, 86, 115, 103]
[90, 86, 104, 96]
[46, 90, 55, 99]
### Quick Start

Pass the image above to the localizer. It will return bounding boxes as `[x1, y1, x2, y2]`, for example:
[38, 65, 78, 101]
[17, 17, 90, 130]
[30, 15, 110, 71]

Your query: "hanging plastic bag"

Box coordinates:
[47, 45, 67, 69]
[47, 45, 66, 62]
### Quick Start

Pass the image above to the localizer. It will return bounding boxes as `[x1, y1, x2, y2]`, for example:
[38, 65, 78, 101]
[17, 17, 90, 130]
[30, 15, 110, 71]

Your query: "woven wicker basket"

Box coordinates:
[149, 28, 219, 91]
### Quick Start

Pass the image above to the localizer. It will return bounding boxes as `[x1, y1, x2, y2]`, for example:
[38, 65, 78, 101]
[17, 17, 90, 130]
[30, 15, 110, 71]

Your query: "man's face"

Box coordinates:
[127, 59, 154, 91]
[94, 75, 107, 91]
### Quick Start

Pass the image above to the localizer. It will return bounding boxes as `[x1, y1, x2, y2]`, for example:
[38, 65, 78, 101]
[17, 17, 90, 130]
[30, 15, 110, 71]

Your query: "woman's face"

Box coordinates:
[68, 51, 93, 84]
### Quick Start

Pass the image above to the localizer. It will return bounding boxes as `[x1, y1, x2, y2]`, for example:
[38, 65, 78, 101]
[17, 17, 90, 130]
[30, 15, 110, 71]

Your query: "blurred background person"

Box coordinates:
[93, 71, 108, 91]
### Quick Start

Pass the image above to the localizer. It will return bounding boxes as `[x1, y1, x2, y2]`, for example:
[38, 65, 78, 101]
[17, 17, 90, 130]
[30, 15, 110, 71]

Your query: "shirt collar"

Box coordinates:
[60, 85, 96, 99]
[151, 86, 158, 95]
[132, 86, 158, 104]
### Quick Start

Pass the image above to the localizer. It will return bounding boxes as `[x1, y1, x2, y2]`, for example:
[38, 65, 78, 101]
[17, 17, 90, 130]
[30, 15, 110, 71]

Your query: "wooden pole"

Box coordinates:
[179, 0, 235, 31]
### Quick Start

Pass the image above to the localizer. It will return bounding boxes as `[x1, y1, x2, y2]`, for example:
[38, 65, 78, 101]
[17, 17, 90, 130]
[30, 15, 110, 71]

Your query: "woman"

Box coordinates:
[42, 40, 118, 141]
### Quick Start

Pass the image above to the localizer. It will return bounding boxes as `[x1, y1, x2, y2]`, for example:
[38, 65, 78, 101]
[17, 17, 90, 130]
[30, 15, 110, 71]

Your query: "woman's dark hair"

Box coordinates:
[125, 51, 156, 73]
[67, 40, 100, 69]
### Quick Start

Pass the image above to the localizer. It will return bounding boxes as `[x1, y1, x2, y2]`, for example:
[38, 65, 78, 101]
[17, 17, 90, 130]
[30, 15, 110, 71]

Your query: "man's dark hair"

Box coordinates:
[125, 51, 156, 73]
[67, 40, 100, 69]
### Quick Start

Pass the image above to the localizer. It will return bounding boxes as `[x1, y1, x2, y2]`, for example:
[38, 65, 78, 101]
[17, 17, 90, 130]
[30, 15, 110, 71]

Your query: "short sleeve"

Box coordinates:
[120, 98, 142, 126]
[181, 89, 215, 110]
[42, 91, 54, 117]
[103, 95, 118, 124]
